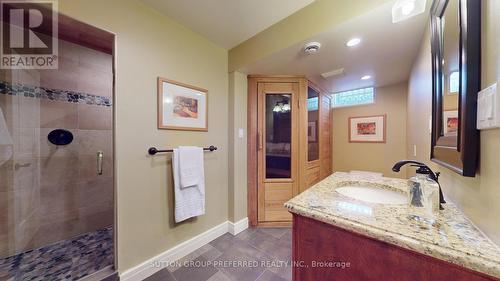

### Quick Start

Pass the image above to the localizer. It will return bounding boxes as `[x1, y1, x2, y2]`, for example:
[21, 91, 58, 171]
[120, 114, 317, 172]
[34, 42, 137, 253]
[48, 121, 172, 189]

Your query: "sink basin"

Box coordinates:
[335, 185, 407, 205]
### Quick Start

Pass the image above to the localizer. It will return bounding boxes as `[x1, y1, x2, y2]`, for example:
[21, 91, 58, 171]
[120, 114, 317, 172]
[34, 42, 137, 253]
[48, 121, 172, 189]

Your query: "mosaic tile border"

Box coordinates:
[0, 226, 114, 281]
[0, 81, 112, 107]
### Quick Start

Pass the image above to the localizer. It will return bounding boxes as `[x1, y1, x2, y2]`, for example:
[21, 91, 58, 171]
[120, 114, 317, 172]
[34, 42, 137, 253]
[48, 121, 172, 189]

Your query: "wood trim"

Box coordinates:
[297, 78, 308, 196]
[348, 114, 387, 143]
[247, 75, 307, 79]
[258, 221, 292, 228]
[157, 77, 209, 131]
[307, 79, 329, 96]
[306, 160, 320, 169]
[264, 179, 294, 183]
[247, 77, 258, 227]
[247, 76, 306, 227]
[257, 83, 266, 222]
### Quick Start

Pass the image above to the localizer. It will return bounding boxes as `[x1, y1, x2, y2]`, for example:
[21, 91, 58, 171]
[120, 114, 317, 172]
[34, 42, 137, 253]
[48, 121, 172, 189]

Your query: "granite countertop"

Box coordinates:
[285, 172, 500, 278]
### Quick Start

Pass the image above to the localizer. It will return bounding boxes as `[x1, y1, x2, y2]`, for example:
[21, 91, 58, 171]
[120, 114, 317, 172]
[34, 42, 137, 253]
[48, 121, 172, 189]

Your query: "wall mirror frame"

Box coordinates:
[430, 0, 481, 177]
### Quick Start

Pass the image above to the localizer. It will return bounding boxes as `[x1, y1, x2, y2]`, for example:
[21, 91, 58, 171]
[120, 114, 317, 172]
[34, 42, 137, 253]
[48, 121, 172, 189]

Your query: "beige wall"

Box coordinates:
[407, 0, 500, 245]
[58, 0, 229, 272]
[228, 72, 248, 222]
[332, 83, 407, 178]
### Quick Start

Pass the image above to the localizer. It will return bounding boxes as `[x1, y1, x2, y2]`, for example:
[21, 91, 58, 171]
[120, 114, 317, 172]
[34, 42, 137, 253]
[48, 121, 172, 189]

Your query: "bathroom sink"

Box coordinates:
[335, 185, 407, 205]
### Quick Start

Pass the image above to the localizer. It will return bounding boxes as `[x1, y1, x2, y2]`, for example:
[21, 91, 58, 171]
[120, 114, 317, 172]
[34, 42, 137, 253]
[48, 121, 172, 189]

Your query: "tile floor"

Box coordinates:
[0, 226, 114, 281]
[145, 227, 292, 281]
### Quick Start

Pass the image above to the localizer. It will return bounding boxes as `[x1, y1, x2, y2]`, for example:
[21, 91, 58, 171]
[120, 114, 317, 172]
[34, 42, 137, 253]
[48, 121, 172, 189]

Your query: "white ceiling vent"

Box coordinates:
[321, 68, 345, 79]
[304, 42, 321, 54]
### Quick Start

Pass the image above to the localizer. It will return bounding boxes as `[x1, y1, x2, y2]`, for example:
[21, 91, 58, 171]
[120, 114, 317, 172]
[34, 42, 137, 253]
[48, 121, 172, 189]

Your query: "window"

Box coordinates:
[332, 87, 374, 108]
[449, 71, 459, 93]
[307, 96, 319, 111]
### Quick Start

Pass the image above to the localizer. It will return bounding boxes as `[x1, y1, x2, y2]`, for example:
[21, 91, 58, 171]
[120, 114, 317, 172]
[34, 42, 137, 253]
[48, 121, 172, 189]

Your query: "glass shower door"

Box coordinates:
[0, 68, 42, 258]
[0, 19, 115, 280]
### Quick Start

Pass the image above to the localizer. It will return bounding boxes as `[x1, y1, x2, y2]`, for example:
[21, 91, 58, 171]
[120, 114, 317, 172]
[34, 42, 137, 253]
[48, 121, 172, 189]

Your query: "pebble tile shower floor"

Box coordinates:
[145, 227, 292, 281]
[0, 227, 113, 281]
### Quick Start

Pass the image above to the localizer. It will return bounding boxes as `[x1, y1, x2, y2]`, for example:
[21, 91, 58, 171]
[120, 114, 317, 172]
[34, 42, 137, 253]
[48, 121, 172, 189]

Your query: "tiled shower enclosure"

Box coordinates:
[0, 16, 115, 280]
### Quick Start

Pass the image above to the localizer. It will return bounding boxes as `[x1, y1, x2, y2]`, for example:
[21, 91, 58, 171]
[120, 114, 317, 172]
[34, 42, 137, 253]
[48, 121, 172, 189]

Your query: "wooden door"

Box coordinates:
[257, 82, 299, 223]
[320, 94, 332, 178]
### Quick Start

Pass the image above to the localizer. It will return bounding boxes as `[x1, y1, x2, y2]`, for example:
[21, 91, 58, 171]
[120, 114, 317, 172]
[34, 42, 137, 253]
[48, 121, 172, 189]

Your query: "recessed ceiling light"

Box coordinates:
[346, 38, 361, 47]
[361, 75, 371, 80]
[392, 0, 426, 23]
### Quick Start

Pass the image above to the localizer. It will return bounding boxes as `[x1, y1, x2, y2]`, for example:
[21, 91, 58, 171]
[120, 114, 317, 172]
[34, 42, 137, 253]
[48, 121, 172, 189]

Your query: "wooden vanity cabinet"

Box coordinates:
[292, 214, 499, 281]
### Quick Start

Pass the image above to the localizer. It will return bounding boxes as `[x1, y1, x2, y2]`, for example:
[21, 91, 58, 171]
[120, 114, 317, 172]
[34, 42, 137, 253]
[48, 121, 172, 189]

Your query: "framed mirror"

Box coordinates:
[430, 0, 480, 177]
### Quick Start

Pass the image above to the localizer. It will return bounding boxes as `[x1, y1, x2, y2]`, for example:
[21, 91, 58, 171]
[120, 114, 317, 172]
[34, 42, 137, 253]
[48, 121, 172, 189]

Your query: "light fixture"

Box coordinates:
[273, 100, 291, 113]
[346, 38, 361, 47]
[304, 42, 321, 54]
[273, 102, 283, 112]
[392, 0, 426, 23]
[401, 1, 415, 15]
[361, 75, 371, 80]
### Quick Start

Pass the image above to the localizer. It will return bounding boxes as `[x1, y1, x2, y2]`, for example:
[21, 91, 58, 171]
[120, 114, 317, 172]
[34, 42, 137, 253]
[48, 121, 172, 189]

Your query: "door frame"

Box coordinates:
[247, 75, 307, 227]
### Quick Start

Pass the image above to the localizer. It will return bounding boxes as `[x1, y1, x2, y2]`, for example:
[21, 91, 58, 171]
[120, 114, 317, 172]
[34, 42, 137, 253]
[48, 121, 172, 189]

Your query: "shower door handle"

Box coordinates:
[97, 151, 103, 175]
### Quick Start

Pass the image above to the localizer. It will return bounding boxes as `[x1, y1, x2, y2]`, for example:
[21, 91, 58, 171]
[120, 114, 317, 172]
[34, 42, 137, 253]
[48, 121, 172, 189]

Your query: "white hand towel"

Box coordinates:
[178, 146, 203, 188]
[0, 107, 13, 167]
[173, 148, 205, 223]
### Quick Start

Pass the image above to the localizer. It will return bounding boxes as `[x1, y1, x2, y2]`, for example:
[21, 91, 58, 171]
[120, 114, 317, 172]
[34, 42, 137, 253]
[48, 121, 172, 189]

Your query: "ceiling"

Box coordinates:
[241, 0, 430, 92]
[141, 0, 315, 49]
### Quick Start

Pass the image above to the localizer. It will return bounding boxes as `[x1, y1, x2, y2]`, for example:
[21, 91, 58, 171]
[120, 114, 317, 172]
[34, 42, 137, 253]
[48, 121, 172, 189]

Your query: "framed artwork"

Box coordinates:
[349, 115, 386, 143]
[308, 121, 317, 142]
[158, 77, 208, 131]
[443, 110, 458, 135]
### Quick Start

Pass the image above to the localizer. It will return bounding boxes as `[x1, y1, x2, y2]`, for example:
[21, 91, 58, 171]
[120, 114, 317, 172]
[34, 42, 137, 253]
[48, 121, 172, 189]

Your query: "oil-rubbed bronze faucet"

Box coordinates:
[392, 160, 446, 210]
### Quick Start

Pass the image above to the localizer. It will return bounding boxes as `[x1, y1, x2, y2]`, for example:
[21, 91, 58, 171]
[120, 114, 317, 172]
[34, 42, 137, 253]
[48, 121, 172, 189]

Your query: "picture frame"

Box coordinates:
[157, 77, 208, 131]
[348, 114, 386, 143]
[443, 110, 459, 135]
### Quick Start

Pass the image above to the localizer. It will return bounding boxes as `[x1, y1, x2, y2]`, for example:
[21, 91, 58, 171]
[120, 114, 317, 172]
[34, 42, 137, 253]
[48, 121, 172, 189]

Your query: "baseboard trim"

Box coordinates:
[120, 217, 248, 281]
[228, 217, 249, 235]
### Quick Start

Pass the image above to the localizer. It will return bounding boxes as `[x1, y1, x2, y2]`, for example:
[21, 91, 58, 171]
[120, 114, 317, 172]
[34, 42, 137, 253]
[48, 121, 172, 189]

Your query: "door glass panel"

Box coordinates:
[307, 87, 319, 162]
[266, 94, 291, 178]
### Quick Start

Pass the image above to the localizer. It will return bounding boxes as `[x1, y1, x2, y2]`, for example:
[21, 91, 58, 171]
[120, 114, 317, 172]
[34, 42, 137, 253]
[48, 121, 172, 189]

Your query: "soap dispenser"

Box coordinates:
[407, 169, 440, 220]
[392, 160, 446, 223]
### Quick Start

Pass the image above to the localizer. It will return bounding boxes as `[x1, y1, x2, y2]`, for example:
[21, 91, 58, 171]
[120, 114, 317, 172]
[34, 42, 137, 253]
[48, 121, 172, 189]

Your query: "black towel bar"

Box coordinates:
[148, 145, 217, 155]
